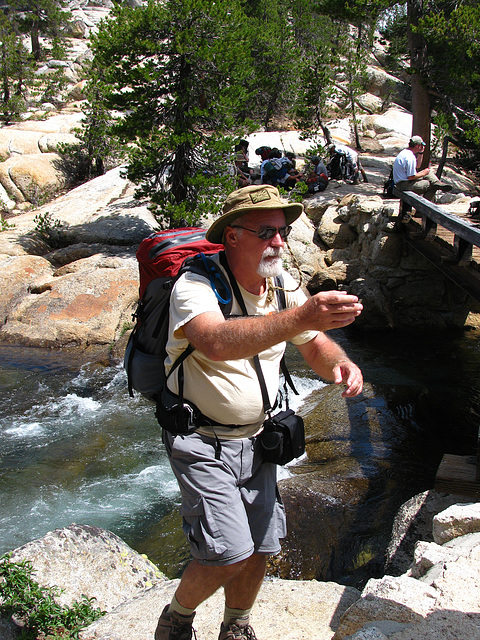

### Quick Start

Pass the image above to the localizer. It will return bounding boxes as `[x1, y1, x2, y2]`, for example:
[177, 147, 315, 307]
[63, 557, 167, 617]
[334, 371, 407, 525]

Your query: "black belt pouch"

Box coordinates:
[259, 409, 305, 465]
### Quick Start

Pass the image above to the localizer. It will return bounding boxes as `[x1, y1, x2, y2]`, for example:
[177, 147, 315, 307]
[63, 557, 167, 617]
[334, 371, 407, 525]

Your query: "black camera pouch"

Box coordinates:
[259, 409, 305, 465]
[155, 385, 202, 435]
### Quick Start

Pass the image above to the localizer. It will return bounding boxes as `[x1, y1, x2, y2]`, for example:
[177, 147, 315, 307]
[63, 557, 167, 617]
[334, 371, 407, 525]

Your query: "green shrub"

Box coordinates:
[0, 554, 105, 639]
[33, 211, 68, 249]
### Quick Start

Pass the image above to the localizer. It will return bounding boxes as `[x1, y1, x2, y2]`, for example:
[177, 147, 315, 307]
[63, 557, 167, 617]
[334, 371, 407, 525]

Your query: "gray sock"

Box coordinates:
[168, 594, 195, 618]
[223, 606, 251, 626]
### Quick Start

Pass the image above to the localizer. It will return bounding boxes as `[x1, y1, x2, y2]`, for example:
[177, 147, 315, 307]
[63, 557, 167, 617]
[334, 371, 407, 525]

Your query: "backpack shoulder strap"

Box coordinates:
[166, 251, 233, 381]
[274, 274, 286, 310]
[181, 251, 233, 315]
[273, 274, 298, 396]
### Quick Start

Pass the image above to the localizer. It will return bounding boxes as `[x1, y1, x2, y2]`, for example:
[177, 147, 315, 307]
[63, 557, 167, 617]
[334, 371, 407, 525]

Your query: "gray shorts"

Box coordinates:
[162, 431, 287, 566]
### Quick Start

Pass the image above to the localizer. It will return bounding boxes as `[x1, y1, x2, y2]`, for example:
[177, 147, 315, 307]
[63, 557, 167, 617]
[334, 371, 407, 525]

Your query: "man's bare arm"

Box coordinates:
[182, 290, 363, 361]
[296, 333, 363, 398]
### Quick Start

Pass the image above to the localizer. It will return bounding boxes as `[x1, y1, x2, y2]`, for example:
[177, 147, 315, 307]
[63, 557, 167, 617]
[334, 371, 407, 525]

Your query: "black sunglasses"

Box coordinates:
[231, 225, 292, 240]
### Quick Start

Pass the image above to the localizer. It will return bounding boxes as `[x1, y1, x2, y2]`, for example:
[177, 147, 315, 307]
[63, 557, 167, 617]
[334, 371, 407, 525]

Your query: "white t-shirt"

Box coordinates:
[334, 144, 358, 167]
[393, 148, 417, 184]
[165, 253, 318, 438]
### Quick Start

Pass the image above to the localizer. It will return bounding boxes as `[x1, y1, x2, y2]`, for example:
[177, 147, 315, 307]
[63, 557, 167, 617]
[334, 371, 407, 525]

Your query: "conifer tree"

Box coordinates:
[419, 2, 480, 149]
[243, 0, 297, 129]
[10, 0, 71, 61]
[291, 6, 338, 143]
[380, 0, 480, 164]
[56, 69, 124, 187]
[0, 11, 34, 123]
[91, 0, 253, 226]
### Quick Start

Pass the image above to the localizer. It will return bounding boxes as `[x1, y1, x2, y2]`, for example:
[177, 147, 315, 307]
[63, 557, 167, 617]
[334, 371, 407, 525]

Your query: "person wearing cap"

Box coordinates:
[392, 135, 452, 201]
[155, 184, 363, 640]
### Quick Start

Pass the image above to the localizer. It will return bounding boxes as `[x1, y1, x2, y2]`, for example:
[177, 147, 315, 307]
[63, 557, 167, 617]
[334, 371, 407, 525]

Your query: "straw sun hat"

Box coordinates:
[206, 184, 304, 244]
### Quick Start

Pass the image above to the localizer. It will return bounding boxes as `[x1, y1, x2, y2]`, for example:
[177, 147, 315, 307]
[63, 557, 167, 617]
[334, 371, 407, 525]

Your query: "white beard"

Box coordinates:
[257, 247, 283, 278]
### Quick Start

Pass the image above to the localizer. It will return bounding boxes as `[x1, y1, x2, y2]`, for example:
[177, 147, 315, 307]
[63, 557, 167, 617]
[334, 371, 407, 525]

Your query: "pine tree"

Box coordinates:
[91, 0, 253, 226]
[291, 5, 338, 142]
[243, 0, 297, 129]
[10, 0, 71, 62]
[380, 0, 480, 165]
[0, 11, 34, 123]
[55, 68, 125, 187]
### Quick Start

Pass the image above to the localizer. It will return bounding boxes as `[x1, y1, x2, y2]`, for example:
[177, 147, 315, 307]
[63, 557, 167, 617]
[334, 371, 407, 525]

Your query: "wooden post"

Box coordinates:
[476, 425, 480, 482]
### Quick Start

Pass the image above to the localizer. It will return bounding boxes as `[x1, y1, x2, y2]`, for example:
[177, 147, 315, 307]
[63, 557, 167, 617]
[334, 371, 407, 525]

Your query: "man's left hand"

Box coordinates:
[333, 360, 363, 397]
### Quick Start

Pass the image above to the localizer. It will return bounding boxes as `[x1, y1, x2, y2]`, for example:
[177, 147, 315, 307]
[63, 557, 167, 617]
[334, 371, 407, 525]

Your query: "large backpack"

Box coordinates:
[263, 160, 278, 184]
[383, 167, 396, 199]
[124, 228, 296, 427]
[328, 151, 348, 179]
[124, 228, 226, 402]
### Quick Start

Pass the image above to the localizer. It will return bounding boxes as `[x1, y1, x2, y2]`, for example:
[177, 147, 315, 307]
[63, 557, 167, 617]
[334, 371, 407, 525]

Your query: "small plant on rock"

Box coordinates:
[0, 215, 15, 231]
[0, 554, 105, 639]
[33, 211, 67, 248]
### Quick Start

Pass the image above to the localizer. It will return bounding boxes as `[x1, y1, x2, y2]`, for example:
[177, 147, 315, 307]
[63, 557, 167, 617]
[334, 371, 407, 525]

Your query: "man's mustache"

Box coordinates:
[262, 247, 283, 258]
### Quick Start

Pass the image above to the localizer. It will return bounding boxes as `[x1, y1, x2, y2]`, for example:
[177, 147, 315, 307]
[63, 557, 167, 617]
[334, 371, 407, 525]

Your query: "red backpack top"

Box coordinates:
[136, 227, 224, 298]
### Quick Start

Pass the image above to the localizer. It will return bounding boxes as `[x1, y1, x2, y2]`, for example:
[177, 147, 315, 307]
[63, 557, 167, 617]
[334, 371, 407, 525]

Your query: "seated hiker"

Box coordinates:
[328, 143, 359, 183]
[306, 156, 329, 193]
[277, 152, 304, 190]
[234, 140, 253, 187]
[393, 136, 452, 202]
[255, 146, 271, 164]
[261, 148, 284, 186]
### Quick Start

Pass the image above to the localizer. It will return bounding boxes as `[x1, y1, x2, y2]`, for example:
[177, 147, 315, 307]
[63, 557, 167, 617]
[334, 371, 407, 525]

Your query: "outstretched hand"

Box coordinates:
[302, 290, 363, 332]
[333, 359, 363, 397]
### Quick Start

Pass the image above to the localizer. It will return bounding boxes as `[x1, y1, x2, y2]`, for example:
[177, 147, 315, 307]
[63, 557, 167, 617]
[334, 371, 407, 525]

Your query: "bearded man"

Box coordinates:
[154, 184, 363, 640]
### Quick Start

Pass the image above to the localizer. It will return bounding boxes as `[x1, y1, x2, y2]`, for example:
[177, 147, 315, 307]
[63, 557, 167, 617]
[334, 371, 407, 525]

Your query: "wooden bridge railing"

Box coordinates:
[393, 187, 480, 305]
[393, 187, 480, 498]
[393, 187, 480, 266]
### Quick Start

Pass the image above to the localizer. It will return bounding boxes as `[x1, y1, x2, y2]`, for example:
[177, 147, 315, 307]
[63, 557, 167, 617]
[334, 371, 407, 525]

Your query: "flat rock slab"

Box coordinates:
[80, 578, 361, 640]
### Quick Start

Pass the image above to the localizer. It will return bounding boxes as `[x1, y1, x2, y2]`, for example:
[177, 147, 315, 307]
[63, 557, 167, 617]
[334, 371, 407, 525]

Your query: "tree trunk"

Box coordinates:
[349, 83, 362, 150]
[1, 43, 9, 106]
[436, 136, 451, 178]
[407, 0, 431, 168]
[316, 111, 332, 146]
[31, 23, 41, 62]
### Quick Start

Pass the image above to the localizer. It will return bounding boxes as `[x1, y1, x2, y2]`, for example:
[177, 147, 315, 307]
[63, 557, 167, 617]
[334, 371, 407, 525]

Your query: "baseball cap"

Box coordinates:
[410, 135, 426, 146]
[206, 184, 304, 244]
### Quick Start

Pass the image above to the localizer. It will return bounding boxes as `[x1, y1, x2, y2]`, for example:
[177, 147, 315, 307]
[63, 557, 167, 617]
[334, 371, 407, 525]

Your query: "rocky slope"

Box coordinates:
[0, 0, 111, 211]
[1, 148, 478, 353]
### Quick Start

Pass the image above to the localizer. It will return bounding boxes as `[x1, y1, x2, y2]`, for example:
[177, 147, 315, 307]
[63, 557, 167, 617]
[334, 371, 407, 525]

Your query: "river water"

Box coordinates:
[1, 327, 479, 584]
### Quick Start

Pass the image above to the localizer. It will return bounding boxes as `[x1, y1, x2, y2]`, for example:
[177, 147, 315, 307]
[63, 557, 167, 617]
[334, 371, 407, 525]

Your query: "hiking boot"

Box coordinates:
[218, 619, 257, 640]
[155, 605, 196, 640]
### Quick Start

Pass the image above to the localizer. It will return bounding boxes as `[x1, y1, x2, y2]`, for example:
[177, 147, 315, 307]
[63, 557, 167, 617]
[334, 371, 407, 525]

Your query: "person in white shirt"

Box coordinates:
[155, 184, 363, 640]
[328, 143, 359, 183]
[393, 136, 452, 201]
